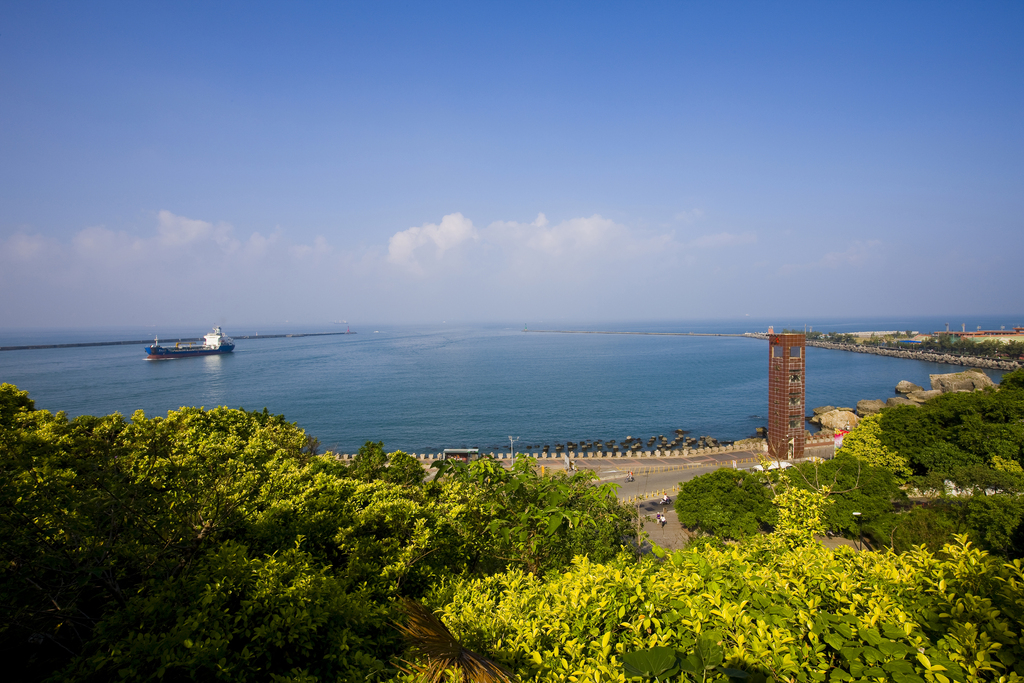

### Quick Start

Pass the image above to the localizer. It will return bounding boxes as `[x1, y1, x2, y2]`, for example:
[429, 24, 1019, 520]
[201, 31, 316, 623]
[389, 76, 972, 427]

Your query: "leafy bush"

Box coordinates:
[1002, 368, 1024, 391]
[0, 384, 638, 681]
[8, 380, 1024, 683]
[418, 537, 1024, 683]
[346, 440, 427, 485]
[675, 457, 904, 543]
[788, 454, 906, 537]
[64, 542, 389, 683]
[673, 469, 771, 540]
[864, 505, 960, 554]
[433, 456, 635, 574]
[0, 391, 318, 678]
[877, 388, 1024, 475]
[838, 414, 912, 481]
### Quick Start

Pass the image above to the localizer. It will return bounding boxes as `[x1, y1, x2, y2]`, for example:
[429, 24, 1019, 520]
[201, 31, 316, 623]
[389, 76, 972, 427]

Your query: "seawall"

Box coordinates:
[334, 433, 837, 460]
[805, 340, 1021, 371]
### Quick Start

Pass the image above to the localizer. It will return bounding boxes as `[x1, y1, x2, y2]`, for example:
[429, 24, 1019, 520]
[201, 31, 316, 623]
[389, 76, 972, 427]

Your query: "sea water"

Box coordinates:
[0, 318, 1013, 453]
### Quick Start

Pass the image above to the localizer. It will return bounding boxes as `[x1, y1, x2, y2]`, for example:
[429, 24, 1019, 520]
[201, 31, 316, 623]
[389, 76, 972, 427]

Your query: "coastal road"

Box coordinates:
[571, 443, 836, 501]
[418, 443, 835, 495]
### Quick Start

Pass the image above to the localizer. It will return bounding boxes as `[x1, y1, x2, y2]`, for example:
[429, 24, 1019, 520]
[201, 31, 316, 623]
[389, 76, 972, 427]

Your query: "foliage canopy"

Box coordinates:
[0, 383, 631, 682]
[5, 378, 1024, 683]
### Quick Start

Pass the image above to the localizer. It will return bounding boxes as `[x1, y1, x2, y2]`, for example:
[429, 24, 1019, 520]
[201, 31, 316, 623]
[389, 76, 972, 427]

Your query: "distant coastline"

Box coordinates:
[524, 329, 750, 338]
[805, 340, 1021, 371]
[528, 329, 1022, 370]
[0, 330, 355, 352]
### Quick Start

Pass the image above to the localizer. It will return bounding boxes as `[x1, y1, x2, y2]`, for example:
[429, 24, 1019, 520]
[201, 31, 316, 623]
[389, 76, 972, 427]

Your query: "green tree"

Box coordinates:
[789, 454, 905, 537]
[840, 413, 912, 481]
[433, 457, 633, 574]
[992, 454, 1024, 474]
[348, 440, 389, 481]
[957, 495, 1024, 558]
[673, 469, 772, 540]
[770, 484, 831, 547]
[346, 442, 427, 486]
[999, 368, 1024, 389]
[865, 505, 960, 554]
[63, 542, 388, 683]
[0, 393, 320, 680]
[382, 450, 427, 486]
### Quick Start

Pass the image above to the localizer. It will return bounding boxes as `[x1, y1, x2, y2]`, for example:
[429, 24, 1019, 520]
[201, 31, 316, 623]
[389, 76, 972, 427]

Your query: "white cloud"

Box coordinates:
[72, 226, 146, 262]
[157, 210, 237, 250]
[0, 211, 351, 325]
[384, 212, 692, 281]
[241, 230, 278, 258]
[289, 236, 333, 261]
[487, 213, 627, 258]
[0, 207, 818, 327]
[5, 233, 50, 260]
[387, 212, 478, 270]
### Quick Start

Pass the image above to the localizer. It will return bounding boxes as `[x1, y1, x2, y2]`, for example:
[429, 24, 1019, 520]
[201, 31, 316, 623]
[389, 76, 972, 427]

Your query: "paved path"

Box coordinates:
[541, 443, 836, 501]
[629, 498, 862, 554]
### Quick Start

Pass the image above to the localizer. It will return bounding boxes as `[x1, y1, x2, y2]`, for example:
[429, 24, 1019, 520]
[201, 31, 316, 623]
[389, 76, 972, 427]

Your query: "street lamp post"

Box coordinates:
[508, 436, 520, 466]
[852, 512, 862, 551]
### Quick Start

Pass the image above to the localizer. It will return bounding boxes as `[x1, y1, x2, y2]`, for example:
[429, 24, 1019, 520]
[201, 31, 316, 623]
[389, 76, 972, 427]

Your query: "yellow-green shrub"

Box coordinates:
[408, 537, 1024, 683]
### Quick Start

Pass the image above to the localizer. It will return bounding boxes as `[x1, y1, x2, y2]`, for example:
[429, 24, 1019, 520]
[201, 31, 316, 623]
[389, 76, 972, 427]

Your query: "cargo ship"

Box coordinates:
[145, 326, 235, 360]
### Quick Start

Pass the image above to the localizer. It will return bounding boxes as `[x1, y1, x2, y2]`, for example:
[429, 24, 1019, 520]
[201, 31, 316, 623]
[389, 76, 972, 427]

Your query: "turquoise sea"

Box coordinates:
[0, 317, 1016, 454]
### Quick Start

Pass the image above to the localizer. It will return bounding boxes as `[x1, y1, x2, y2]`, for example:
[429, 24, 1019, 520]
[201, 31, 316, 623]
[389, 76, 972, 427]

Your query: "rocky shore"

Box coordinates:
[808, 369, 999, 431]
[806, 340, 1021, 370]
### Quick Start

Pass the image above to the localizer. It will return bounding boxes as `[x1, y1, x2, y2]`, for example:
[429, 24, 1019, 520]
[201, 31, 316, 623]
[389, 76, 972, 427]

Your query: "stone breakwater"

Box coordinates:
[806, 341, 1021, 371]
[336, 433, 838, 460]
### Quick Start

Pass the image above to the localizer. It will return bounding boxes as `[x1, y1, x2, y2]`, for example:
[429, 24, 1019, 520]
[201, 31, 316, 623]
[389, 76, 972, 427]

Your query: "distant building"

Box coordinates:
[768, 333, 805, 461]
[933, 326, 1024, 341]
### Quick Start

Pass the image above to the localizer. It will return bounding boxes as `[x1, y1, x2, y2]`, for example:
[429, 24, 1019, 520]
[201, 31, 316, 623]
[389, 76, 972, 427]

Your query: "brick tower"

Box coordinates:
[768, 333, 806, 460]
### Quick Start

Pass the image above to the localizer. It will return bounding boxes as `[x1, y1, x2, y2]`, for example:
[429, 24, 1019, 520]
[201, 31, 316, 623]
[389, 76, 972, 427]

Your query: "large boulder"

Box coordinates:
[895, 380, 923, 394]
[818, 410, 860, 431]
[887, 397, 919, 408]
[808, 406, 836, 426]
[856, 399, 886, 416]
[907, 389, 943, 403]
[930, 370, 995, 393]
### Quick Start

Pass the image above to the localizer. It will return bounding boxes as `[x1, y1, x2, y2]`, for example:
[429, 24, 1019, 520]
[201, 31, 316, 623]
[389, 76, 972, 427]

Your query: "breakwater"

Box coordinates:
[805, 340, 1021, 371]
[0, 331, 356, 352]
[334, 432, 837, 460]
[525, 330, 752, 337]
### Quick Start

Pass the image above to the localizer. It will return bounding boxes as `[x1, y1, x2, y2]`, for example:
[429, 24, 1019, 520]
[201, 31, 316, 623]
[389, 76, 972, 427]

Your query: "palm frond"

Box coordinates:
[394, 599, 515, 683]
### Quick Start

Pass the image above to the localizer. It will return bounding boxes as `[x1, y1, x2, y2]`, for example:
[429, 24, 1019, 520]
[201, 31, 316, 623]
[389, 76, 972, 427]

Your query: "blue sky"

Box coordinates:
[1, 2, 1022, 327]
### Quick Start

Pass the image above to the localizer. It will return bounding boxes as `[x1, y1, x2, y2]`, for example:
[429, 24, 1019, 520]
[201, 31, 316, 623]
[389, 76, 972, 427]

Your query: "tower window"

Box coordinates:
[790, 347, 802, 358]
[790, 373, 801, 383]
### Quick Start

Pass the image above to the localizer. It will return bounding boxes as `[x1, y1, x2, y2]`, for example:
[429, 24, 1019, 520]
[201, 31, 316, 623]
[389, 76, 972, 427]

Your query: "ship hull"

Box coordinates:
[145, 344, 235, 360]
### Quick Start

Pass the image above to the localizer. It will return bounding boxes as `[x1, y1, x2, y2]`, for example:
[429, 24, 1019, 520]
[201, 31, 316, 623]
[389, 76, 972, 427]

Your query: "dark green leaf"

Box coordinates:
[883, 660, 915, 675]
[823, 633, 845, 651]
[718, 666, 750, 680]
[695, 633, 725, 670]
[622, 647, 680, 679]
